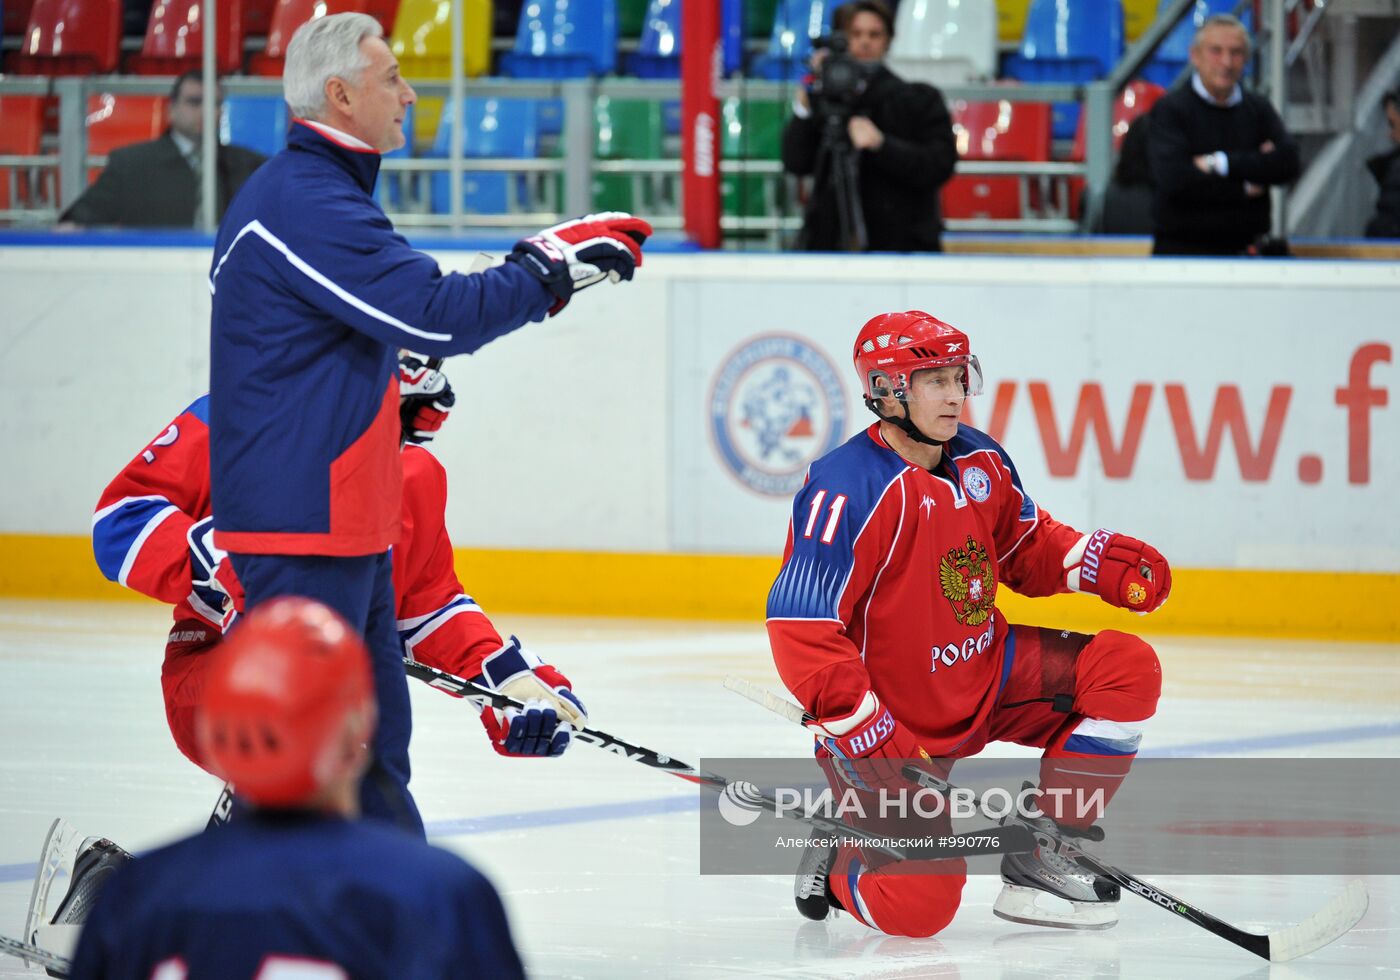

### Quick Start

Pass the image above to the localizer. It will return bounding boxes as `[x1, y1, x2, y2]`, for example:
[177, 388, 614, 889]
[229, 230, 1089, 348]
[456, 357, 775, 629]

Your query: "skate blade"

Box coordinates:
[993, 884, 1119, 931]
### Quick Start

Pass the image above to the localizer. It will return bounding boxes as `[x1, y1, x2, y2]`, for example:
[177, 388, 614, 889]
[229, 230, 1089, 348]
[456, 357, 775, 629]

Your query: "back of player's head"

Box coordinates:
[195, 596, 376, 808]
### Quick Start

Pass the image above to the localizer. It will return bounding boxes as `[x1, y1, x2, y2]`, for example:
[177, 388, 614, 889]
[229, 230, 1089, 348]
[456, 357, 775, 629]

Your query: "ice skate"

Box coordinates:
[46, 837, 132, 928]
[993, 832, 1120, 930]
[793, 841, 836, 922]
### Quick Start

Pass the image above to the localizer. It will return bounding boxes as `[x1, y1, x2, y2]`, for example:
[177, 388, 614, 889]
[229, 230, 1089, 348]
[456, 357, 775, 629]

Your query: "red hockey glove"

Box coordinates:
[186, 516, 244, 629]
[398, 354, 455, 445]
[806, 692, 929, 792]
[473, 637, 588, 758]
[1064, 529, 1172, 613]
[505, 212, 652, 315]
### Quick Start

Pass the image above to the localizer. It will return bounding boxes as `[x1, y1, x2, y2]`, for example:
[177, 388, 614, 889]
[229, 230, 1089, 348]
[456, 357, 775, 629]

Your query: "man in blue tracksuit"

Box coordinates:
[208, 12, 651, 834]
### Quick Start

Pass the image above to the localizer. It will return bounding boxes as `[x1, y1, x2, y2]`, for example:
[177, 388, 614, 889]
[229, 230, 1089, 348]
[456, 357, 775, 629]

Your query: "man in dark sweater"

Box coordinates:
[781, 0, 958, 253]
[1146, 15, 1299, 255]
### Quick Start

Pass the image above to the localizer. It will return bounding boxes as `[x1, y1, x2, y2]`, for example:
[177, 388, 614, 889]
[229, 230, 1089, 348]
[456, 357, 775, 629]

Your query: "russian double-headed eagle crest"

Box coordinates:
[938, 535, 996, 626]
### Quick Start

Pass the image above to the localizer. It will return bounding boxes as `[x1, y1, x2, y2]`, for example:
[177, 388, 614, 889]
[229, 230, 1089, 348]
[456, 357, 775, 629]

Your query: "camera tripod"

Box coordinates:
[804, 111, 868, 253]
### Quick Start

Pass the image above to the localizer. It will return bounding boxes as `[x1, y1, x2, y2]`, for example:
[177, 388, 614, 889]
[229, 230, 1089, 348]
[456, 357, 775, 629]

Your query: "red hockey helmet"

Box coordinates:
[195, 597, 376, 808]
[852, 310, 984, 402]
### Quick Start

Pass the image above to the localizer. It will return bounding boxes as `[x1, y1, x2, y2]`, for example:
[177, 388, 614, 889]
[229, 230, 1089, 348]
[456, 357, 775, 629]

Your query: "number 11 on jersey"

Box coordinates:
[802, 490, 847, 544]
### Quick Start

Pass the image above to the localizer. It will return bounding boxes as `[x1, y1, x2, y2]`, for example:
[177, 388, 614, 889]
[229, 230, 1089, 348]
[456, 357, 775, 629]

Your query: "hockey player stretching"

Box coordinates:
[92, 357, 586, 783]
[68, 597, 525, 978]
[768, 311, 1169, 936]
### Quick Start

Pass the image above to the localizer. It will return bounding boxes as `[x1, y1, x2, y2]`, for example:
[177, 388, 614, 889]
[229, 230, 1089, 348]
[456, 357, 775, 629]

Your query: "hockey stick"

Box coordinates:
[403, 658, 1027, 862]
[723, 675, 1370, 963]
[0, 934, 70, 976]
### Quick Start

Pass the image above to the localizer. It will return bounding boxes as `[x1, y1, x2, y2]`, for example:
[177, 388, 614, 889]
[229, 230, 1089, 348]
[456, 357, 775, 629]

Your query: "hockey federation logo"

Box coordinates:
[961, 465, 991, 502]
[710, 334, 847, 496]
[938, 535, 996, 626]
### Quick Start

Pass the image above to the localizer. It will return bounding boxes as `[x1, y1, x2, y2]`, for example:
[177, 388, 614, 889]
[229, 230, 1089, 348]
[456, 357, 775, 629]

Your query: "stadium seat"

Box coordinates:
[997, 0, 1031, 46]
[592, 96, 665, 213]
[221, 94, 289, 157]
[126, 0, 246, 75]
[390, 0, 491, 143]
[625, 0, 679, 78]
[389, 0, 490, 77]
[6, 0, 122, 74]
[942, 99, 1052, 220]
[247, 0, 369, 76]
[1003, 0, 1125, 138]
[1121, 0, 1157, 41]
[0, 95, 50, 216]
[1065, 79, 1164, 215]
[82, 92, 167, 186]
[243, 0, 275, 36]
[721, 97, 785, 219]
[501, 0, 617, 78]
[363, 0, 398, 31]
[428, 97, 541, 215]
[619, 0, 647, 37]
[1140, 0, 1254, 88]
[746, 0, 778, 37]
[4, 0, 36, 36]
[887, 0, 998, 87]
[750, 0, 834, 81]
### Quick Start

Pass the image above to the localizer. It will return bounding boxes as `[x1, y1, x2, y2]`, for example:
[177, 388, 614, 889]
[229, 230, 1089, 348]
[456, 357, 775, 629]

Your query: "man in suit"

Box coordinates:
[61, 71, 266, 228]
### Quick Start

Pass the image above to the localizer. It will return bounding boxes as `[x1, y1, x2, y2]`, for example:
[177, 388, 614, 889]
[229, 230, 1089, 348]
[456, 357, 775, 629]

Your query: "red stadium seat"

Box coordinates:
[5, 0, 122, 75]
[0, 95, 50, 214]
[3, 0, 37, 36]
[84, 92, 167, 184]
[1066, 80, 1164, 215]
[244, 0, 277, 36]
[942, 99, 1052, 220]
[248, 0, 370, 76]
[365, 0, 400, 32]
[127, 0, 247, 75]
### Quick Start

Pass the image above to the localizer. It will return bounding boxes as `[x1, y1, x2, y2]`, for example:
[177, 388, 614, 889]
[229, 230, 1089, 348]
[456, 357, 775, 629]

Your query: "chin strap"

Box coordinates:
[864, 396, 946, 448]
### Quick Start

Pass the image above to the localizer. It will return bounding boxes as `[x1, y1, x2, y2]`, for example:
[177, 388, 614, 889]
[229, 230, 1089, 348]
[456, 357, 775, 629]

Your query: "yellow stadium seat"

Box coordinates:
[1121, 0, 1158, 40]
[997, 0, 1032, 45]
[390, 0, 493, 143]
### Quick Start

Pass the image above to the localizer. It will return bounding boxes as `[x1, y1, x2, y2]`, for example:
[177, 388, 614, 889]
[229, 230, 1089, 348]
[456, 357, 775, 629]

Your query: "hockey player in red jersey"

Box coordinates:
[93, 355, 586, 781]
[767, 311, 1169, 937]
[69, 597, 525, 979]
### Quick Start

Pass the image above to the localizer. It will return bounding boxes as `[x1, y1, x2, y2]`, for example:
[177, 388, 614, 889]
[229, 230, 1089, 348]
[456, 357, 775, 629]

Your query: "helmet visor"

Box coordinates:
[889, 355, 983, 399]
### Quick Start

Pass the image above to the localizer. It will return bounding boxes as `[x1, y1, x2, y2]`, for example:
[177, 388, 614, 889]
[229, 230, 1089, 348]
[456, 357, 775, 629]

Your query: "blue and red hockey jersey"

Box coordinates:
[767, 423, 1083, 755]
[68, 811, 524, 979]
[208, 122, 553, 557]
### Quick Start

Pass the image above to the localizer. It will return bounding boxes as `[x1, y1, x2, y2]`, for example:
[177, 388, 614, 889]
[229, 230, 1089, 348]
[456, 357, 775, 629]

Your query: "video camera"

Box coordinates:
[810, 31, 876, 120]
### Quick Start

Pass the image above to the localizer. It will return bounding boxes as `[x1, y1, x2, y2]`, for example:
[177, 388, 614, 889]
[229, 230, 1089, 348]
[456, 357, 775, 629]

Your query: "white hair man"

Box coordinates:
[206, 12, 650, 835]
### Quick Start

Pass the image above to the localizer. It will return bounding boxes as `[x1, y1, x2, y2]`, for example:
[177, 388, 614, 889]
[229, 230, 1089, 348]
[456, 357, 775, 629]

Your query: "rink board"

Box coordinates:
[0, 246, 1395, 637]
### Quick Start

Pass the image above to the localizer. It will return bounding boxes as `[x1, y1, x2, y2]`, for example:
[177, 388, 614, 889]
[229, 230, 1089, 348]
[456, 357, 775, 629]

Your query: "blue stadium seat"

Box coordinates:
[626, 0, 681, 78]
[499, 0, 618, 78]
[750, 0, 835, 81]
[221, 95, 289, 157]
[1004, 0, 1125, 138]
[428, 98, 541, 215]
[1139, 0, 1254, 88]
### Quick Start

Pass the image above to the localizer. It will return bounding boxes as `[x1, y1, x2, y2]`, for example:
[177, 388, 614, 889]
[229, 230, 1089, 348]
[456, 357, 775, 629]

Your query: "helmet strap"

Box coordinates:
[864, 396, 946, 448]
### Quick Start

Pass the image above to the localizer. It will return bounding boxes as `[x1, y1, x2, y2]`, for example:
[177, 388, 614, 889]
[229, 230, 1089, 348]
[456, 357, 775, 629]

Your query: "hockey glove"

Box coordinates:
[806, 691, 929, 793]
[505, 212, 653, 316]
[398, 354, 455, 445]
[186, 516, 243, 628]
[474, 637, 588, 758]
[1064, 529, 1172, 614]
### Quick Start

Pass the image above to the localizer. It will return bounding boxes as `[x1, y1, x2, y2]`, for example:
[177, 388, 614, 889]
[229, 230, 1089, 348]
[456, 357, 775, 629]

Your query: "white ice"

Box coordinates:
[1, 599, 1397, 978]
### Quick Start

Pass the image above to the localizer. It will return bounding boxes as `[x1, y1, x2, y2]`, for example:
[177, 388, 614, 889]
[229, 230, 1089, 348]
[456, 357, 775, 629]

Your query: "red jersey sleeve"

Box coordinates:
[393, 447, 503, 680]
[970, 432, 1082, 598]
[766, 439, 911, 721]
[92, 398, 213, 605]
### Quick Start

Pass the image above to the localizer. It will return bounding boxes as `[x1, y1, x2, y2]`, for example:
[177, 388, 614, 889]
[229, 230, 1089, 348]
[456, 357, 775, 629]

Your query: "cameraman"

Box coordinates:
[781, 0, 957, 252]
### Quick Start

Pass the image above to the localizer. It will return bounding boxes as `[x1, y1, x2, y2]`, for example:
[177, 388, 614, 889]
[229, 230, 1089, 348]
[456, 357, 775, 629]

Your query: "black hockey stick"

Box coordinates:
[723, 676, 1369, 963]
[404, 658, 1029, 862]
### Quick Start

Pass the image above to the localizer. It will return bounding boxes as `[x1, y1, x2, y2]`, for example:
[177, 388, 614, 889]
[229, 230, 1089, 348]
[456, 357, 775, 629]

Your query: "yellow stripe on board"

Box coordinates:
[2, 535, 1397, 642]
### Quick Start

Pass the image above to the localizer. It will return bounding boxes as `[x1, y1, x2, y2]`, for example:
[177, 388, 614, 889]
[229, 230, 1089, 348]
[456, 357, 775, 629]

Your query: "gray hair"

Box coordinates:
[1192, 13, 1252, 55]
[283, 12, 383, 120]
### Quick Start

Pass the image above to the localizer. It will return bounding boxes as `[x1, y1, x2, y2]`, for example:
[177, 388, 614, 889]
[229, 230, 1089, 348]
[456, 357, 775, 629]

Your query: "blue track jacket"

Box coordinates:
[208, 122, 552, 556]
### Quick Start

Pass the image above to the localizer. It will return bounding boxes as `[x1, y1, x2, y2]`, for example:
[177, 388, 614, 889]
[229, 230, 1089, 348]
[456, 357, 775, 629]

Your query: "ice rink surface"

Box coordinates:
[1, 598, 1397, 979]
